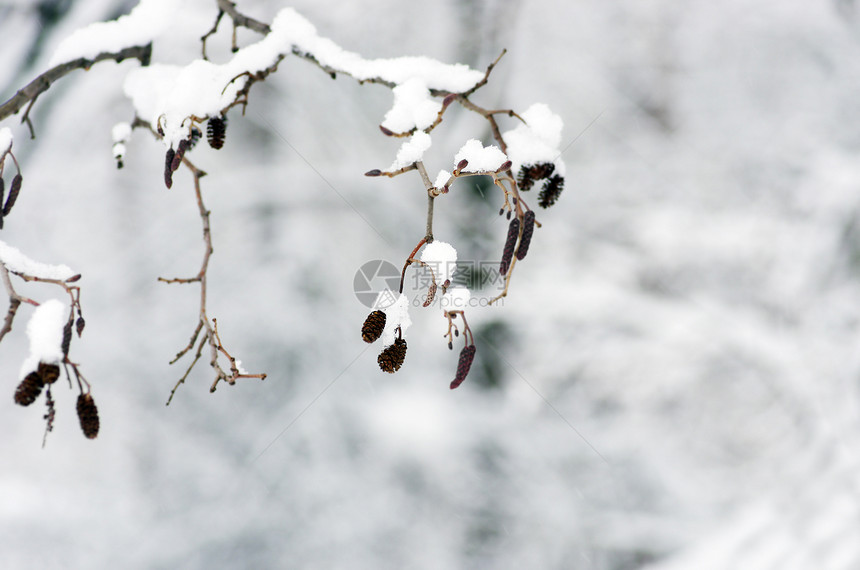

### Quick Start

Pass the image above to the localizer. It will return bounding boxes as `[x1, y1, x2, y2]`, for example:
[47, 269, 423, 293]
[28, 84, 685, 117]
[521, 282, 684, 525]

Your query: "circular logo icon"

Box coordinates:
[353, 259, 401, 307]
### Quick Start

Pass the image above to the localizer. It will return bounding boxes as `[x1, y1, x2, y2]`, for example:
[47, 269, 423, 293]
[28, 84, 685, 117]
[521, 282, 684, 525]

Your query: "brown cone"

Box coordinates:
[378, 338, 407, 373]
[361, 310, 387, 343]
[38, 362, 60, 385]
[14, 372, 44, 406]
[76, 393, 100, 439]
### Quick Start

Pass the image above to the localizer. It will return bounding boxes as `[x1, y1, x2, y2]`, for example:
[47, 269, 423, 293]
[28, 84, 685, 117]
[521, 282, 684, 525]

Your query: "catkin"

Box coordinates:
[450, 345, 477, 389]
[62, 321, 72, 356]
[3, 174, 22, 216]
[500, 218, 520, 275]
[516, 210, 536, 260]
[361, 310, 386, 343]
[378, 338, 407, 373]
[164, 148, 175, 188]
[76, 393, 100, 439]
[423, 282, 437, 307]
[538, 174, 565, 208]
[171, 138, 189, 172]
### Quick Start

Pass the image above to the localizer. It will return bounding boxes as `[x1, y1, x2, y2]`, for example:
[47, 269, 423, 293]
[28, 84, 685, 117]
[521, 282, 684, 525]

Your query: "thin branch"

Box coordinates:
[415, 162, 435, 241]
[0, 44, 153, 125]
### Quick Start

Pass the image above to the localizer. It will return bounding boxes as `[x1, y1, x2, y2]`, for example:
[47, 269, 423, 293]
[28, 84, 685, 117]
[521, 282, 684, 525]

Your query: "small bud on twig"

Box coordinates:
[365, 169, 382, 177]
[379, 125, 394, 136]
[76, 316, 86, 337]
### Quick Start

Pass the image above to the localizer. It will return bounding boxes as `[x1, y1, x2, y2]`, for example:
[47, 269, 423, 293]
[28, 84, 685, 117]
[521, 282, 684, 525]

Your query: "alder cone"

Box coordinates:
[378, 338, 407, 373]
[361, 310, 386, 343]
[37, 362, 61, 385]
[14, 372, 44, 406]
[450, 344, 477, 389]
[76, 393, 100, 439]
[516, 210, 536, 260]
[207, 116, 227, 149]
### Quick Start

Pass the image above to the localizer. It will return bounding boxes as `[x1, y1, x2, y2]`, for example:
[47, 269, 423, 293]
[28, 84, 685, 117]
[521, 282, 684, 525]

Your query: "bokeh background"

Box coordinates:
[2, 0, 860, 568]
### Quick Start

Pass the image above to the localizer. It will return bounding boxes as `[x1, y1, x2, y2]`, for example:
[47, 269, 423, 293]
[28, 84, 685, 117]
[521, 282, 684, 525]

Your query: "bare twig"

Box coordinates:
[0, 44, 153, 127]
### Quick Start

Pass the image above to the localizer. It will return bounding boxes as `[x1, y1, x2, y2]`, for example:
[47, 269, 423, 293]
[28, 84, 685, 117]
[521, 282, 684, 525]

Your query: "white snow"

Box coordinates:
[387, 131, 432, 171]
[381, 78, 442, 133]
[433, 169, 451, 189]
[502, 103, 566, 175]
[19, 299, 66, 378]
[48, 0, 172, 67]
[0, 240, 76, 281]
[440, 286, 471, 310]
[373, 290, 412, 347]
[420, 240, 457, 285]
[453, 139, 507, 173]
[271, 8, 483, 92]
[111, 122, 131, 143]
[123, 7, 484, 148]
[0, 127, 12, 156]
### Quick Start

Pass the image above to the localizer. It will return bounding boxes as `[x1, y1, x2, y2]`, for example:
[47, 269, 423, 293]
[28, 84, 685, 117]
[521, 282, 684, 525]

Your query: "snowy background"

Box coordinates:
[3, 0, 860, 568]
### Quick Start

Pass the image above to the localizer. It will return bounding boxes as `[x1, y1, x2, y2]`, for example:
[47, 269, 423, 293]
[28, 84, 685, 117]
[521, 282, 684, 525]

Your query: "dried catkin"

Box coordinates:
[76, 393, 100, 439]
[450, 345, 477, 389]
[3, 174, 22, 215]
[14, 372, 44, 406]
[538, 174, 565, 208]
[361, 310, 386, 343]
[207, 116, 227, 149]
[500, 218, 520, 275]
[517, 162, 555, 191]
[423, 281, 437, 307]
[516, 210, 536, 260]
[38, 362, 60, 385]
[378, 338, 407, 373]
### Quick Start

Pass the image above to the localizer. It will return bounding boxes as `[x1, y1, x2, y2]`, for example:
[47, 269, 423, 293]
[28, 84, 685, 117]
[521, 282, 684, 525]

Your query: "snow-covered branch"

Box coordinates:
[0, 0, 570, 441]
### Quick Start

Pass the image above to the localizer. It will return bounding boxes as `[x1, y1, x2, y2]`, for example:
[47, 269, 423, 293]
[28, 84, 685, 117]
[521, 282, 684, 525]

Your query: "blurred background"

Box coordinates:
[2, 0, 860, 568]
